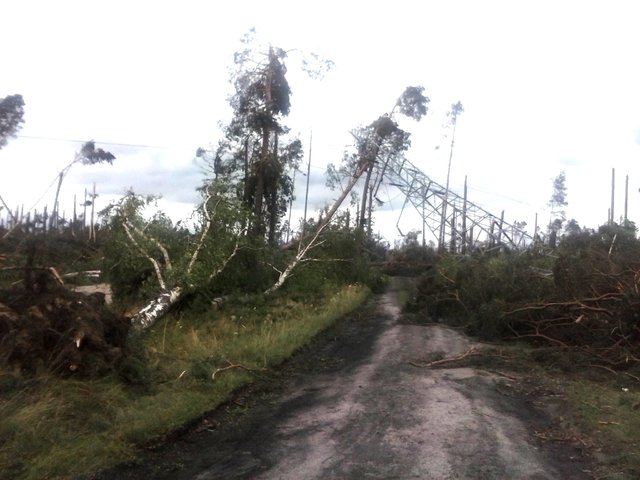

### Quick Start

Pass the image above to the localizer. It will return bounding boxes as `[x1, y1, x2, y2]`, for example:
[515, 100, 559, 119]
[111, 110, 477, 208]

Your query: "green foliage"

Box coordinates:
[408, 250, 555, 336]
[211, 38, 302, 243]
[383, 232, 438, 276]
[207, 246, 275, 296]
[554, 222, 640, 298]
[282, 225, 386, 301]
[0, 94, 25, 149]
[395, 86, 429, 121]
[0, 230, 105, 289]
[409, 223, 640, 372]
[548, 171, 568, 234]
[100, 192, 192, 302]
[78, 141, 115, 165]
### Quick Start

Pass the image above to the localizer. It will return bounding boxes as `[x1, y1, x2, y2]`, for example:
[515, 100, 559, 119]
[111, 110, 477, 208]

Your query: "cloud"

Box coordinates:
[68, 150, 203, 204]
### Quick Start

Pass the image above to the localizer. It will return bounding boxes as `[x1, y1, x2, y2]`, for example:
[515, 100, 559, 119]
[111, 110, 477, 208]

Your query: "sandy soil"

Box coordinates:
[90, 278, 591, 479]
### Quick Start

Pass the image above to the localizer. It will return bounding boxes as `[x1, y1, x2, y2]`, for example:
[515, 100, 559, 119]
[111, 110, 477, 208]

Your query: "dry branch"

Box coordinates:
[186, 193, 219, 277]
[409, 347, 478, 368]
[211, 359, 266, 381]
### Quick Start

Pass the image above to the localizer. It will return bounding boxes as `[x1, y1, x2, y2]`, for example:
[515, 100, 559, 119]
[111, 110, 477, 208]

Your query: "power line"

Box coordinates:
[17, 135, 178, 150]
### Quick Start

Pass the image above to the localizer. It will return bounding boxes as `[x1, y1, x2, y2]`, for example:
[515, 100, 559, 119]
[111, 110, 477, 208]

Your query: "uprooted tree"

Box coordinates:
[102, 188, 244, 330]
[407, 222, 640, 377]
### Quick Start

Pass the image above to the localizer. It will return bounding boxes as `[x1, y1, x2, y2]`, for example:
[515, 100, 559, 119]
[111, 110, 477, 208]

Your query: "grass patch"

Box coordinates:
[565, 380, 640, 479]
[0, 283, 369, 480]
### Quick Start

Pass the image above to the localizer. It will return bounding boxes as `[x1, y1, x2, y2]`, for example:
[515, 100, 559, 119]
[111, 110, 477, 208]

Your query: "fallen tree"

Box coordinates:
[103, 189, 243, 330]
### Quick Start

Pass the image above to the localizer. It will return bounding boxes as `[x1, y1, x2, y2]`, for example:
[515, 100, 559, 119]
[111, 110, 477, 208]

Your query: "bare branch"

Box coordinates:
[187, 192, 221, 276]
[128, 221, 173, 273]
[122, 220, 166, 290]
[211, 359, 266, 381]
[264, 262, 283, 275]
[208, 237, 243, 282]
[409, 347, 478, 368]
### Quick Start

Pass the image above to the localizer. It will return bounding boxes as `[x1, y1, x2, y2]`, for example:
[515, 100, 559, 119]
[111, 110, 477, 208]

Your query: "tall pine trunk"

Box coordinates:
[268, 132, 279, 245]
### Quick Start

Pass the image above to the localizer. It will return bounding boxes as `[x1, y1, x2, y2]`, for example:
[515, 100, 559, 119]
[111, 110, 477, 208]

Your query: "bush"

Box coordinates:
[408, 224, 640, 371]
[407, 250, 555, 332]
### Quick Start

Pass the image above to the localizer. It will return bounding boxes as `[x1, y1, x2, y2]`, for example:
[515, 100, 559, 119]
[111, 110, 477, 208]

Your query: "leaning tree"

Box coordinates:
[268, 86, 429, 293]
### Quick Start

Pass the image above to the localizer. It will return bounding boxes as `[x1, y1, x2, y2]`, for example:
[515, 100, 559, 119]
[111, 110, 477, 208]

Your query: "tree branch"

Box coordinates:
[122, 220, 167, 290]
[128, 222, 173, 273]
[187, 193, 220, 277]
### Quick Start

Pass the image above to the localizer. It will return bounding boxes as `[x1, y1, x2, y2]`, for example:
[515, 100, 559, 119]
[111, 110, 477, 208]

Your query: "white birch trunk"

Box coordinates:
[130, 286, 183, 330]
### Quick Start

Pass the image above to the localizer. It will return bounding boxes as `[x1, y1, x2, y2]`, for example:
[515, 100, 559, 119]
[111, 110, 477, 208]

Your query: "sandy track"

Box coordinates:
[92, 278, 590, 479]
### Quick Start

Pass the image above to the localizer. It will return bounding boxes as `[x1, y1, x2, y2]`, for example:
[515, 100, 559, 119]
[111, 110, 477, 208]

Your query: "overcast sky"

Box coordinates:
[2, 0, 639, 243]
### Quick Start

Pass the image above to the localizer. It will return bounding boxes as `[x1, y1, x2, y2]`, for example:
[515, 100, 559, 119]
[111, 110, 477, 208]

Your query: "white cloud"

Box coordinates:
[2, 0, 640, 242]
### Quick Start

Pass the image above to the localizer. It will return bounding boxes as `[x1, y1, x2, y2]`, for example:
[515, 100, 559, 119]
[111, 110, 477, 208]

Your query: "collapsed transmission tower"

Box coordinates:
[379, 155, 532, 251]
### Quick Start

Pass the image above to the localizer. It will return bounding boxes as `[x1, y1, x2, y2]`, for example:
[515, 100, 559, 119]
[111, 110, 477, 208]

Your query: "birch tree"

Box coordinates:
[103, 188, 243, 330]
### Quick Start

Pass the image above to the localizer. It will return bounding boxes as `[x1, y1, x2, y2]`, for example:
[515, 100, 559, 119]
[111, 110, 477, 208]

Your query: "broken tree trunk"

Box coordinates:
[264, 159, 371, 295]
[130, 286, 184, 330]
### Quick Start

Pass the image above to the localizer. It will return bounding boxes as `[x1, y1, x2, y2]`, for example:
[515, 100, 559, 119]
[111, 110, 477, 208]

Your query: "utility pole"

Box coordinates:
[439, 102, 464, 252]
[286, 169, 297, 244]
[624, 174, 629, 224]
[610, 168, 615, 225]
[461, 176, 468, 253]
[422, 186, 426, 248]
[300, 130, 313, 247]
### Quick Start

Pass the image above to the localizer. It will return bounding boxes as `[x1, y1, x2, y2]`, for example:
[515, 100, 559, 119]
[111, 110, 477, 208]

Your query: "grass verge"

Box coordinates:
[565, 379, 640, 479]
[0, 283, 369, 480]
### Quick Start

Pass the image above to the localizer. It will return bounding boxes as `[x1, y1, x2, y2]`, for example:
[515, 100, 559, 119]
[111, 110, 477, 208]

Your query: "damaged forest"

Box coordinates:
[1, 39, 640, 479]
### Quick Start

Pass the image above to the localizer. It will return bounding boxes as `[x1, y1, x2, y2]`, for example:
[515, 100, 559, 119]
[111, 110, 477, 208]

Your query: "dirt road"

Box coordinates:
[96, 278, 591, 479]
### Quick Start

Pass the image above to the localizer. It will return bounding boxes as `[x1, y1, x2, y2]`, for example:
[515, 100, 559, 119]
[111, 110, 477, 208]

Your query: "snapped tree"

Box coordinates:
[49, 141, 115, 230]
[439, 101, 464, 251]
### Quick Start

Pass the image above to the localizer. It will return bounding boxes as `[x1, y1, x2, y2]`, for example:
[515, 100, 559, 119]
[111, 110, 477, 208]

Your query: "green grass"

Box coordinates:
[565, 380, 640, 479]
[0, 283, 370, 480]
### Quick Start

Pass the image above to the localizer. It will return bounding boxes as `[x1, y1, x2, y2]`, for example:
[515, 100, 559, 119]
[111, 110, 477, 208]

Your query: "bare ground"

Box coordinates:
[88, 278, 592, 479]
